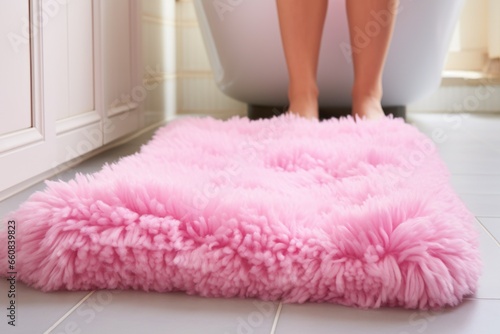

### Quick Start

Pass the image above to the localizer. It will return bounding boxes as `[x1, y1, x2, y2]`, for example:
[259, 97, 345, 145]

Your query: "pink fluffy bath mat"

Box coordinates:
[1, 114, 481, 309]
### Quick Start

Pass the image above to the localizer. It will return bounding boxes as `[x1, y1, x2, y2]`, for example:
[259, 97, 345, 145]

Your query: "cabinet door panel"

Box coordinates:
[68, 0, 95, 117]
[0, 0, 32, 135]
[102, 0, 142, 144]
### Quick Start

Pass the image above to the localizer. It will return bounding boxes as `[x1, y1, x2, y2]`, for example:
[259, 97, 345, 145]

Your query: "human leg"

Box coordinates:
[276, 0, 328, 119]
[346, 0, 399, 119]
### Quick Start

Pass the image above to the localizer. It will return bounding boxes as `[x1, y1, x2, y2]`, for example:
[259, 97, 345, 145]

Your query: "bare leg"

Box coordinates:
[276, 0, 328, 119]
[346, 0, 399, 119]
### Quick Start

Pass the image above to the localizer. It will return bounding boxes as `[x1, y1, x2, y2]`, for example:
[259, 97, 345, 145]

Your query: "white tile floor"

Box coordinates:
[1, 112, 500, 334]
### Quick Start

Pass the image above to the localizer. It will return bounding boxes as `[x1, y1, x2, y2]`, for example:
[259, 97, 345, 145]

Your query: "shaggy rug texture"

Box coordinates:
[0, 114, 481, 309]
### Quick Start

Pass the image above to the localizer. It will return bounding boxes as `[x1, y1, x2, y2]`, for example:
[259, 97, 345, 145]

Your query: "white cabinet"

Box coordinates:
[0, 0, 143, 198]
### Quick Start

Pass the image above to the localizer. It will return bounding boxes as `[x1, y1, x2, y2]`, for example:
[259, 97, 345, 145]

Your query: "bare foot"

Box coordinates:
[351, 95, 385, 120]
[287, 109, 319, 119]
[287, 96, 319, 119]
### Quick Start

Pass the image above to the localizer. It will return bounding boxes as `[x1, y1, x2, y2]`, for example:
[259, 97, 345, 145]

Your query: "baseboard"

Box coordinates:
[409, 78, 500, 113]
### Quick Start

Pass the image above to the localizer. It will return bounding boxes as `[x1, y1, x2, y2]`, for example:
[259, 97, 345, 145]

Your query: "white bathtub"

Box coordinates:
[193, 0, 465, 114]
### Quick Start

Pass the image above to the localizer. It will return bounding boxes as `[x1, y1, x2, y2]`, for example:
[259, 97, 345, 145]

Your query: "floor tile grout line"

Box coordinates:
[464, 297, 500, 301]
[269, 302, 283, 334]
[475, 217, 500, 247]
[43, 291, 95, 334]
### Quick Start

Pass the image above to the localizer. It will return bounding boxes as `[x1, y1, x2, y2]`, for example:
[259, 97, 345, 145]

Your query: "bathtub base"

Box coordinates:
[247, 105, 406, 121]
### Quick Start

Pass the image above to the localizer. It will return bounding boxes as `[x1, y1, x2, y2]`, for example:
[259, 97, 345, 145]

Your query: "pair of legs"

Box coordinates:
[276, 0, 399, 119]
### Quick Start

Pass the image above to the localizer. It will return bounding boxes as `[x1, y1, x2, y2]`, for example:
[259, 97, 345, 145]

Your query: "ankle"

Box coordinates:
[288, 82, 319, 100]
[287, 90, 319, 119]
[352, 84, 383, 103]
[288, 99, 319, 116]
[351, 91, 385, 120]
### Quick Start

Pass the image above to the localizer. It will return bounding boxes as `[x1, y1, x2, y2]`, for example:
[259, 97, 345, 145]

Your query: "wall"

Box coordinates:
[175, 0, 246, 118]
[446, 0, 489, 71]
[142, 0, 177, 124]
